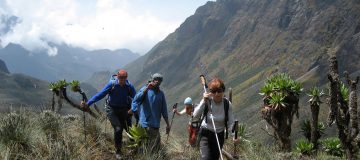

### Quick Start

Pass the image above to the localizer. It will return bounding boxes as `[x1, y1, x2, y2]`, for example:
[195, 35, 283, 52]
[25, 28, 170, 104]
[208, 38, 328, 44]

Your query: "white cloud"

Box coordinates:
[0, 0, 209, 55]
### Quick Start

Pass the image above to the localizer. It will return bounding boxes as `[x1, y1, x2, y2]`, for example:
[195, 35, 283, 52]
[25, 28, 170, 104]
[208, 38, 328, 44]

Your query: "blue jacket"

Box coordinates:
[87, 79, 136, 108]
[133, 86, 168, 128]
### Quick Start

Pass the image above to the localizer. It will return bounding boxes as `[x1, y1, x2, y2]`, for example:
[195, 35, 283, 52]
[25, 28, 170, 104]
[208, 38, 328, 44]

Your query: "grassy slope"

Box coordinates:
[0, 109, 345, 160]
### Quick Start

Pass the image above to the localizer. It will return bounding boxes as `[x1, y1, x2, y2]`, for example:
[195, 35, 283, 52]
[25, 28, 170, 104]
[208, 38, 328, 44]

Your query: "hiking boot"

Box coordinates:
[115, 153, 122, 160]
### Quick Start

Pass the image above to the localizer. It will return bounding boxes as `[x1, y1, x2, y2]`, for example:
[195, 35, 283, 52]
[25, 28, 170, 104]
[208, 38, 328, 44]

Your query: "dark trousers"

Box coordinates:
[145, 127, 161, 153]
[199, 129, 225, 160]
[106, 106, 132, 153]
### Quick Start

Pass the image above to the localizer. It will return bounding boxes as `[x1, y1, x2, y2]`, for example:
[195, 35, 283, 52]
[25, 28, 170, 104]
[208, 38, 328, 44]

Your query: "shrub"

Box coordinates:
[37, 110, 62, 138]
[300, 119, 325, 141]
[295, 139, 314, 155]
[321, 137, 343, 157]
[0, 112, 32, 149]
[126, 124, 148, 149]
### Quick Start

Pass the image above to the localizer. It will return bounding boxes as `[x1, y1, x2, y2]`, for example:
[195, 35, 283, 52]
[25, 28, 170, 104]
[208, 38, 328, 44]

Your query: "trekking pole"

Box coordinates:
[166, 103, 178, 142]
[232, 120, 239, 159]
[200, 75, 224, 160]
[209, 114, 224, 160]
[83, 111, 87, 149]
[229, 87, 232, 103]
[80, 90, 88, 149]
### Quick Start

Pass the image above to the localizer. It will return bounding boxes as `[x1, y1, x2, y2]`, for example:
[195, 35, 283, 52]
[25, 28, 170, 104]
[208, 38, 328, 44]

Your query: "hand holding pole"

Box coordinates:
[166, 103, 178, 142]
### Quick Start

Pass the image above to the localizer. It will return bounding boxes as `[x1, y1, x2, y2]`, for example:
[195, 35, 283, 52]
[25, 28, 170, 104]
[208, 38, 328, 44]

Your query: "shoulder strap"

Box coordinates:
[108, 75, 117, 94]
[203, 101, 209, 123]
[105, 78, 117, 106]
[108, 79, 117, 94]
[224, 97, 229, 139]
[127, 85, 132, 97]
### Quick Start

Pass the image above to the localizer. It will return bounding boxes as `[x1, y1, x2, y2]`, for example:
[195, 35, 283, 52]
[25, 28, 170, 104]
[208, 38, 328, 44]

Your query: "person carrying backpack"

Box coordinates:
[192, 78, 236, 160]
[80, 69, 136, 159]
[172, 97, 200, 147]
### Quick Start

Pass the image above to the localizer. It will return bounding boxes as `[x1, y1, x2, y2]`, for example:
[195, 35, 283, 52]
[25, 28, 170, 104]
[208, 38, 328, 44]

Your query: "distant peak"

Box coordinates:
[0, 59, 10, 74]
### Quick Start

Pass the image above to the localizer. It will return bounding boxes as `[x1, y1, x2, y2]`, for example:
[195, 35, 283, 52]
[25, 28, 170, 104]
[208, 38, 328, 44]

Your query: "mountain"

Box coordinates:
[0, 43, 140, 81]
[0, 58, 49, 108]
[0, 58, 100, 114]
[0, 59, 9, 74]
[120, 0, 360, 142]
[0, 70, 51, 107]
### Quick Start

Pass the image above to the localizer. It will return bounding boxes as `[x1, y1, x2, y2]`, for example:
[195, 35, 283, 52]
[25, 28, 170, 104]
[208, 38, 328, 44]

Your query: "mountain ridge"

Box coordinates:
[0, 43, 140, 81]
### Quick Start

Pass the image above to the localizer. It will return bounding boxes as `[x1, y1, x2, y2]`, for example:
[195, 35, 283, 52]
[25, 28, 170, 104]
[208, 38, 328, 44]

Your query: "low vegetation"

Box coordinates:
[0, 108, 349, 160]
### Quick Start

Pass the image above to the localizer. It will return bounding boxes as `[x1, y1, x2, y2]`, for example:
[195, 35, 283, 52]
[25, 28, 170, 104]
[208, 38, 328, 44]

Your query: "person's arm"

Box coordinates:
[130, 84, 136, 98]
[178, 108, 187, 115]
[86, 82, 112, 107]
[128, 100, 138, 115]
[173, 108, 186, 116]
[161, 92, 170, 133]
[133, 86, 148, 104]
[227, 102, 235, 134]
[192, 99, 205, 120]
[161, 92, 169, 121]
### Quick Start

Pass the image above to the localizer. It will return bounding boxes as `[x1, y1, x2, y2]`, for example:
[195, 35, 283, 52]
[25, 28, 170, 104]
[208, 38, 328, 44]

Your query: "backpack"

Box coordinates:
[193, 97, 230, 146]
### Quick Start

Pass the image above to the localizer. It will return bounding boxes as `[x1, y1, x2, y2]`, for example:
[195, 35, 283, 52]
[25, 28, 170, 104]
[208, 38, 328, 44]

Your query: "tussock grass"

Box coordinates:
[0, 107, 347, 160]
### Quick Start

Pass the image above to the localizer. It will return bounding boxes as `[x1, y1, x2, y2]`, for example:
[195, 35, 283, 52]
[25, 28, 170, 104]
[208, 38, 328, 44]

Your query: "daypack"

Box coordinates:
[105, 75, 133, 107]
[193, 97, 230, 146]
[188, 122, 199, 146]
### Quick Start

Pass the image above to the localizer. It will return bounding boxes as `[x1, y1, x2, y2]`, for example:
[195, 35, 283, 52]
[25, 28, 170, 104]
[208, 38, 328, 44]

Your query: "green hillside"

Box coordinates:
[0, 71, 51, 108]
[119, 0, 360, 145]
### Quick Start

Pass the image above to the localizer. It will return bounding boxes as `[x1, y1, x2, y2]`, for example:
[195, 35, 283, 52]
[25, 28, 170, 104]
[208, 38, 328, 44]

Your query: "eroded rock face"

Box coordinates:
[0, 59, 9, 74]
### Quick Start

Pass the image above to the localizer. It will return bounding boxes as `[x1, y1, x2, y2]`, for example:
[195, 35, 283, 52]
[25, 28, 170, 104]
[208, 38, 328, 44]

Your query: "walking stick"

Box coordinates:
[229, 87, 232, 103]
[83, 111, 87, 149]
[232, 120, 239, 159]
[166, 103, 178, 142]
[79, 89, 88, 149]
[200, 75, 224, 160]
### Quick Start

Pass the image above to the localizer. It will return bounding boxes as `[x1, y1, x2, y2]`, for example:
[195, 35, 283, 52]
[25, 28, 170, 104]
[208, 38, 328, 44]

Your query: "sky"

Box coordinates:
[0, 0, 213, 55]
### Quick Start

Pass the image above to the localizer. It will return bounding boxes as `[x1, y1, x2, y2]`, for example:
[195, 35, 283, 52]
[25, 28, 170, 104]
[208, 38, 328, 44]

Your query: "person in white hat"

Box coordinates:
[173, 97, 200, 147]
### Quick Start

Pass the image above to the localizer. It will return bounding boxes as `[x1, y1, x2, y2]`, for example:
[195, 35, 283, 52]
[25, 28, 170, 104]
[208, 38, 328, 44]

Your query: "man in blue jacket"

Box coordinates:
[132, 73, 170, 152]
[81, 69, 136, 159]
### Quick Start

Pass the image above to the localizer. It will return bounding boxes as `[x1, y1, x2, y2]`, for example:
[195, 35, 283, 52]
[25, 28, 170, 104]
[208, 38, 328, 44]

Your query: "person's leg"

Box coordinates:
[126, 113, 132, 131]
[134, 112, 139, 125]
[146, 127, 161, 153]
[106, 106, 127, 155]
[116, 108, 128, 152]
[199, 130, 211, 160]
[209, 131, 224, 159]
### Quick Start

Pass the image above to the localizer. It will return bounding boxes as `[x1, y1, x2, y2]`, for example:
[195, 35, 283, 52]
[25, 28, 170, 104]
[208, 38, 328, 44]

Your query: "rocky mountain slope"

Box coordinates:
[121, 0, 360, 142]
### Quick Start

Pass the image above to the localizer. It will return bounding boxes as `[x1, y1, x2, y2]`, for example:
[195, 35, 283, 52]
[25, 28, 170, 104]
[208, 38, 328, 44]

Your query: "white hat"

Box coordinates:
[184, 97, 192, 105]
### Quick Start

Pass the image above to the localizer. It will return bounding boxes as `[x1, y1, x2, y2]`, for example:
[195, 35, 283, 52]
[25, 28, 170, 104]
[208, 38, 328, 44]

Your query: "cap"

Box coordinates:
[151, 73, 163, 81]
[184, 97, 192, 105]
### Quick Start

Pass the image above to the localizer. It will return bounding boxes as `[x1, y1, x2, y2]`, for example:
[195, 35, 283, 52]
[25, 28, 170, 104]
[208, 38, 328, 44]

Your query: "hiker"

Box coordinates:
[80, 69, 136, 159]
[132, 73, 170, 152]
[172, 97, 200, 147]
[193, 78, 235, 160]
